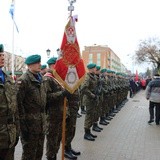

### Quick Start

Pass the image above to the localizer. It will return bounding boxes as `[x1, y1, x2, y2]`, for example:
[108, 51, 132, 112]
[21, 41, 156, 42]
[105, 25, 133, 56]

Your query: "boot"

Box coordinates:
[112, 108, 119, 113]
[64, 150, 77, 160]
[84, 129, 95, 141]
[71, 148, 81, 156]
[96, 124, 103, 130]
[89, 132, 97, 138]
[99, 117, 109, 125]
[105, 113, 113, 121]
[81, 109, 86, 114]
[47, 155, 57, 160]
[77, 112, 82, 118]
[92, 123, 101, 132]
[81, 106, 86, 114]
[148, 119, 154, 124]
[105, 116, 113, 121]
[109, 111, 116, 117]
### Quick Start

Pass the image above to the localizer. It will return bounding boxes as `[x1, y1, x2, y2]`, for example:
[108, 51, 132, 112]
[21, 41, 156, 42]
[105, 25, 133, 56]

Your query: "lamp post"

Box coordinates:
[46, 49, 51, 58]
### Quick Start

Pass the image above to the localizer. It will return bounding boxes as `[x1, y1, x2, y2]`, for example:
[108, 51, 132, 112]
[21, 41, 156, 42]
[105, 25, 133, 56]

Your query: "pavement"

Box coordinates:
[15, 90, 160, 160]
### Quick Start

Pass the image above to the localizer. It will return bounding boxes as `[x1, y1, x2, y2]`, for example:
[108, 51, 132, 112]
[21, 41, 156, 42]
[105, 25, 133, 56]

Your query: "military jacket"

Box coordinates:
[101, 75, 110, 95]
[16, 70, 46, 134]
[80, 73, 98, 108]
[43, 72, 64, 114]
[0, 72, 17, 149]
[81, 73, 97, 98]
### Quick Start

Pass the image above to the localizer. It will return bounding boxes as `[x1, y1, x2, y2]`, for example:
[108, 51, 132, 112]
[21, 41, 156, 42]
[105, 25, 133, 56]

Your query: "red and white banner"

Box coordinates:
[53, 16, 85, 93]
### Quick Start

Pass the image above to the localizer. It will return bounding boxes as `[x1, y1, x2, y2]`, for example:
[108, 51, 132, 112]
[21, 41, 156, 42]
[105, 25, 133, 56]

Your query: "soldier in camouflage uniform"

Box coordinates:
[43, 57, 66, 160]
[40, 64, 47, 76]
[100, 69, 112, 124]
[0, 44, 19, 160]
[64, 89, 81, 160]
[106, 70, 117, 118]
[92, 66, 103, 132]
[16, 55, 46, 160]
[81, 63, 98, 141]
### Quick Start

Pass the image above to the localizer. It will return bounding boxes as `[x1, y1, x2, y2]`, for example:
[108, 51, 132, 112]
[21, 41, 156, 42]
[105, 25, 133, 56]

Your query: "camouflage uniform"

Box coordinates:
[16, 70, 46, 160]
[101, 73, 110, 118]
[44, 71, 64, 159]
[92, 73, 103, 131]
[81, 72, 98, 139]
[0, 71, 18, 160]
[65, 89, 80, 151]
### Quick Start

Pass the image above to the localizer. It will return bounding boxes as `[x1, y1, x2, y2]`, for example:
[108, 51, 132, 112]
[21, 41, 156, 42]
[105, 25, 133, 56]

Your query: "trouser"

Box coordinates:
[94, 97, 101, 122]
[0, 140, 17, 160]
[46, 110, 63, 158]
[20, 133, 44, 160]
[65, 107, 78, 150]
[149, 101, 155, 120]
[0, 147, 15, 160]
[84, 105, 95, 129]
[150, 101, 160, 123]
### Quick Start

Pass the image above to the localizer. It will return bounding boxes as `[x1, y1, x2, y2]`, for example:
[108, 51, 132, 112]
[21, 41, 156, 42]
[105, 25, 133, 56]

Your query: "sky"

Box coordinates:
[0, 0, 160, 73]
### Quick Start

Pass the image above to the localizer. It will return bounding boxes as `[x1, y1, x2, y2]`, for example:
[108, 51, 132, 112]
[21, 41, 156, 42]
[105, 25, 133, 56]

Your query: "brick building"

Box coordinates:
[82, 45, 121, 72]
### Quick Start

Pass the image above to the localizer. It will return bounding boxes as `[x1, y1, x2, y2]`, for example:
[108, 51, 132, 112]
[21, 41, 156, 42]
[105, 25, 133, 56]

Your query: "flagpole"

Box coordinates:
[61, 1, 76, 160]
[12, 14, 15, 81]
[11, 0, 15, 81]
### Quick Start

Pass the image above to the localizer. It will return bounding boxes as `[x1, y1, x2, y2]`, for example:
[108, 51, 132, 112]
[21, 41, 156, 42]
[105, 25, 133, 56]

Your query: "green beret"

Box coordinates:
[106, 69, 111, 73]
[25, 54, 41, 65]
[47, 57, 57, 65]
[0, 44, 4, 53]
[110, 70, 115, 74]
[96, 66, 101, 71]
[41, 64, 47, 70]
[87, 63, 96, 69]
[101, 68, 107, 73]
[116, 72, 120, 75]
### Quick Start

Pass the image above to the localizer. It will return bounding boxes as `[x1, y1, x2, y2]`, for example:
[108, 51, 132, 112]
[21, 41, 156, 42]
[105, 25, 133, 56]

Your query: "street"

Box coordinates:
[15, 90, 160, 160]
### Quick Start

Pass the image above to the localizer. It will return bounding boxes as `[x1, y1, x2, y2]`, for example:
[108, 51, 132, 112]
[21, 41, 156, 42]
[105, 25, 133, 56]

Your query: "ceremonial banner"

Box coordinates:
[53, 16, 85, 93]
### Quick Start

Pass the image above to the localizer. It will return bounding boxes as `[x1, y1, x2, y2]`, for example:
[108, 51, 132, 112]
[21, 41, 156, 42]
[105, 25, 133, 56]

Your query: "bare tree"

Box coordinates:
[135, 37, 160, 73]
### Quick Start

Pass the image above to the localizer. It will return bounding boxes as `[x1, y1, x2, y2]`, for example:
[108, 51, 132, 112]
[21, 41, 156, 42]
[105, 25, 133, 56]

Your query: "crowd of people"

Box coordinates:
[1, 42, 158, 160]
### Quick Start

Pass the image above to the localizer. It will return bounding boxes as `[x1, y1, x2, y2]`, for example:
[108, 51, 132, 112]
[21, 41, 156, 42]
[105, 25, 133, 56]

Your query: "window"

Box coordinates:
[89, 53, 93, 63]
[97, 53, 101, 66]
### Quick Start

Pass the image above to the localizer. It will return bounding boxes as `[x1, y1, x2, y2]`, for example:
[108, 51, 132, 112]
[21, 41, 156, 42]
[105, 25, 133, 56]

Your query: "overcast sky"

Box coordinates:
[0, 0, 160, 72]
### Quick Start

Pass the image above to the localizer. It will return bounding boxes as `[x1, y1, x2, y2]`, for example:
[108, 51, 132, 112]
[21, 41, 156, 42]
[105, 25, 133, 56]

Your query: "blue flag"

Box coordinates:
[9, 1, 19, 33]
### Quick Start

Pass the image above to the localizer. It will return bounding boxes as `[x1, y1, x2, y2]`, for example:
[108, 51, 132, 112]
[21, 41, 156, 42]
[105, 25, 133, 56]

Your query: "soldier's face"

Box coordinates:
[28, 62, 41, 73]
[0, 52, 5, 68]
[95, 70, 100, 75]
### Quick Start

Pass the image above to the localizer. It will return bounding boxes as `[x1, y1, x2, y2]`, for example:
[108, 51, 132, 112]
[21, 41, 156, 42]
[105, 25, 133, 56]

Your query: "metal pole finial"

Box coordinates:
[68, 0, 76, 16]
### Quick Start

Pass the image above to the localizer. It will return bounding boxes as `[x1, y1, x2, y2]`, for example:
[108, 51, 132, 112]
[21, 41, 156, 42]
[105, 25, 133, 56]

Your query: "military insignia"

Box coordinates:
[66, 26, 76, 43]
[65, 67, 78, 87]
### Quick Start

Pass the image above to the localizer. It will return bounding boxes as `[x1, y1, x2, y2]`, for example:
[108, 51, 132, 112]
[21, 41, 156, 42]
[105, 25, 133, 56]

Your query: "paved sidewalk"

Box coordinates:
[15, 90, 160, 160]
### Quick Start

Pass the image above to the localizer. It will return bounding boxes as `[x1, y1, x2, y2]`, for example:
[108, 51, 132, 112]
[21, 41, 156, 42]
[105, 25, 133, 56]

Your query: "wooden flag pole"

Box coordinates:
[61, 1, 76, 159]
[61, 97, 67, 160]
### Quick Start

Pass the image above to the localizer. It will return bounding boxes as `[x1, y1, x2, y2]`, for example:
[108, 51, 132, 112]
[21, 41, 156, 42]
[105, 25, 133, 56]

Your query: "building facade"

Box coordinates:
[82, 45, 121, 73]
[4, 52, 26, 74]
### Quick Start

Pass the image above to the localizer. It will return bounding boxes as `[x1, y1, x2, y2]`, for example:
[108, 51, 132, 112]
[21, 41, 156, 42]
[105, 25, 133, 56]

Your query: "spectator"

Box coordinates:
[146, 74, 160, 125]
[140, 78, 146, 90]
